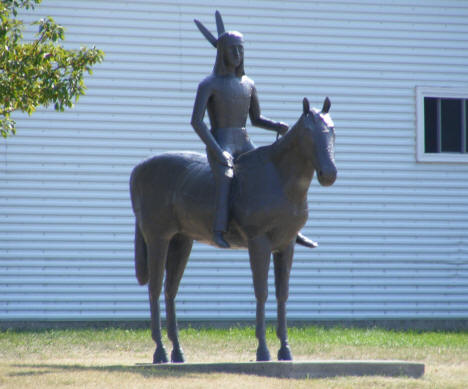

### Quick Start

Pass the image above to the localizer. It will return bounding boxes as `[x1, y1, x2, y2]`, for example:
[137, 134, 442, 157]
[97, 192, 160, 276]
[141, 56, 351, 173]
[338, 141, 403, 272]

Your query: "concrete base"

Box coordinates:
[137, 360, 425, 379]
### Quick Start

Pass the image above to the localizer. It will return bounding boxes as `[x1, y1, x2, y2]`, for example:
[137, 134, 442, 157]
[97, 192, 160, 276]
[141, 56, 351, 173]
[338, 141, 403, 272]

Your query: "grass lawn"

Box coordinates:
[0, 325, 467, 388]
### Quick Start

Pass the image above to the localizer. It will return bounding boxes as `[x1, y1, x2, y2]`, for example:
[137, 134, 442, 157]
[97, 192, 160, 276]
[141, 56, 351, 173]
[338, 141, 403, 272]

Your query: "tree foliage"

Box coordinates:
[0, 0, 104, 137]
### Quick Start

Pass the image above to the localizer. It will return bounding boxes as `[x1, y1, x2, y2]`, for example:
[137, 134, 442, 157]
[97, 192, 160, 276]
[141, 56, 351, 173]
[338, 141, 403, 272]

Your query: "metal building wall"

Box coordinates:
[1, 0, 467, 321]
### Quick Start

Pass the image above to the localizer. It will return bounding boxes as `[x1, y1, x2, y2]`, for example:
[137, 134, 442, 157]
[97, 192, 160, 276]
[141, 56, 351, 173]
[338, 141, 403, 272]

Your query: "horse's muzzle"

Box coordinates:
[317, 164, 337, 187]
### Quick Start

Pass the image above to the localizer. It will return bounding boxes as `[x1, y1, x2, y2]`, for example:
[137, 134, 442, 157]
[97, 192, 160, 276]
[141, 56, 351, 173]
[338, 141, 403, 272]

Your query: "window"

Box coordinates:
[416, 87, 468, 163]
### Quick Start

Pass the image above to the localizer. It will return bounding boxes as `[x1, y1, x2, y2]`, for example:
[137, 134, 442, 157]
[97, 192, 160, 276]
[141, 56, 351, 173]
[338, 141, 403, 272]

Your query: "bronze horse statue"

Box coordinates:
[130, 97, 336, 363]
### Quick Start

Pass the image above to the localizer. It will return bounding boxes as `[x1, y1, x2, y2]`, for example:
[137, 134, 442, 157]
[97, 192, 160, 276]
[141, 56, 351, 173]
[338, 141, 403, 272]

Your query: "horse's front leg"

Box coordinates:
[248, 235, 272, 361]
[274, 241, 295, 360]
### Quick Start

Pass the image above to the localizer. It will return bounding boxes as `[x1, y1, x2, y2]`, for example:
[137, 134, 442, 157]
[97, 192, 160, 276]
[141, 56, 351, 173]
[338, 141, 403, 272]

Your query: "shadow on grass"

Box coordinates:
[11, 363, 194, 379]
[8, 369, 54, 377]
[11, 360, 425, 380]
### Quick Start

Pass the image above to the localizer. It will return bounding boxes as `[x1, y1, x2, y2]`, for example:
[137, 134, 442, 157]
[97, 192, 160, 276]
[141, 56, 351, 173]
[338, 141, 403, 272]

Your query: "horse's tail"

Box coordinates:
[130, 164, 149, 286]
[134, 222, 148, 285]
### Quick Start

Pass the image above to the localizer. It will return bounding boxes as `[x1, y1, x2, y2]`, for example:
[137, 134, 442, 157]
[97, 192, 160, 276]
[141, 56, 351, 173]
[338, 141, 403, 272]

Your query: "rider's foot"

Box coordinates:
[296, 232, 318, 248]
[213, 231, 230, 248]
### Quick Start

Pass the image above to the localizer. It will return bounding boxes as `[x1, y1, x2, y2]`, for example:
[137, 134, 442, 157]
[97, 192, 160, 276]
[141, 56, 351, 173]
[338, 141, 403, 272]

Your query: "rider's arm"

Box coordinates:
[191, 80, 232, 167]
[249, 83, 288, 135]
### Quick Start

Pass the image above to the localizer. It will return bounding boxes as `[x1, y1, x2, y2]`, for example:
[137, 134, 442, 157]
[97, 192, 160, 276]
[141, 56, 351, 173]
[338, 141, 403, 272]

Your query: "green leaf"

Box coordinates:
[1, 0, 104, 137]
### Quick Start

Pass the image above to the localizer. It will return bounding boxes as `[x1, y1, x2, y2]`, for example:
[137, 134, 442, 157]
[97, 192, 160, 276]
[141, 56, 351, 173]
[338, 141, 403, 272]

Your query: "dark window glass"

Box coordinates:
[441, 98, 462, 152]
[424, 97, 438, 153]
[466, 100, 468, 152]
[423, 96, 467, 155]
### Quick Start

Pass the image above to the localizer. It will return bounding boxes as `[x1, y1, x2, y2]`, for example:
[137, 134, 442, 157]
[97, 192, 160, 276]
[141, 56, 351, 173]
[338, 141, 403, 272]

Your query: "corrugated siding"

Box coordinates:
[1, 0, 467, 321]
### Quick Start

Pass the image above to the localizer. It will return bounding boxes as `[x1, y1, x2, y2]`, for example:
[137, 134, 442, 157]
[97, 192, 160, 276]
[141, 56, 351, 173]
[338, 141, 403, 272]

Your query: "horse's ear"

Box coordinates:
[303, 98, 310, 115]
[322, 97, 331, 113]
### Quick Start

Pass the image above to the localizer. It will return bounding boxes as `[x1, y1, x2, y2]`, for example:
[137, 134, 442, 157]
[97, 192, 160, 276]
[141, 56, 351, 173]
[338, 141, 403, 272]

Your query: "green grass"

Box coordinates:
[0, 325, 467, 388]
[289, 326, 467, 349]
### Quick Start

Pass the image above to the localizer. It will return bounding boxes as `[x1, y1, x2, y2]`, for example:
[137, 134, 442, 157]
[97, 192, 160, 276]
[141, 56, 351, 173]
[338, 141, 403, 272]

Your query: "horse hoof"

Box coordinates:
[256, 346, 271, 362]
[278, 344, 293, 361]
[171, 347, 185, 363]
[153, 346, 169, 364]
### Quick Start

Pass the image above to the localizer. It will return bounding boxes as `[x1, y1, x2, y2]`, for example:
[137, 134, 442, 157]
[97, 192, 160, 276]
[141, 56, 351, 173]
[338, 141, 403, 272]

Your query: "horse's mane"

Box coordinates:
[238, 116, 301, 162]
[234, 144, 271, 169]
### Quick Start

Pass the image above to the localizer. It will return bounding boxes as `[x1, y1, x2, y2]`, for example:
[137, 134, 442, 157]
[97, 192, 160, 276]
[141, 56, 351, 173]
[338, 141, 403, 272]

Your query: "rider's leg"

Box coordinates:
[212, 166, 232, 248]
[209, 136, 252, 249]
[207, 150, 233, 249]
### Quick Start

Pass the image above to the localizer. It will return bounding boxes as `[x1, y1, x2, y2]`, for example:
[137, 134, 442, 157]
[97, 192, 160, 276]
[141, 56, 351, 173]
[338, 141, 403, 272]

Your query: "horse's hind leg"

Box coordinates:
[147, 237, 170, 364]
[164, 234, 193, 363]
[273, 241, 294, 361]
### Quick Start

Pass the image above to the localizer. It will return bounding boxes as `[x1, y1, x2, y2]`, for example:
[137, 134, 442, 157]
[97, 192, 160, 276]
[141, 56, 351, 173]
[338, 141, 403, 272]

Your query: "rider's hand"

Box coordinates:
[277, 122, 289, 135]
[219, 150, 234, 168]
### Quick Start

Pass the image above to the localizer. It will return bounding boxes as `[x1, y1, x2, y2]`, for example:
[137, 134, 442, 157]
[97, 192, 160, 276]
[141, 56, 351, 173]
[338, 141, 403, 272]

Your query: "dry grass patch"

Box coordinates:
[0, 325, 466, 388]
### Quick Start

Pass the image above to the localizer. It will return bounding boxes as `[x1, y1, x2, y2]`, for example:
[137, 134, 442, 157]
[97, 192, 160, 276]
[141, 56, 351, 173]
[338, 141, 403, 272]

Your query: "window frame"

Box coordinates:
[416, 86, 468, 163]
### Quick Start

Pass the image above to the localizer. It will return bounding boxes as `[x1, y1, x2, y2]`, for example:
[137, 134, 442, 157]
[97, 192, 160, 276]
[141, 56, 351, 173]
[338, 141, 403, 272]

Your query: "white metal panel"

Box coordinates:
[1, 0, 467, 321]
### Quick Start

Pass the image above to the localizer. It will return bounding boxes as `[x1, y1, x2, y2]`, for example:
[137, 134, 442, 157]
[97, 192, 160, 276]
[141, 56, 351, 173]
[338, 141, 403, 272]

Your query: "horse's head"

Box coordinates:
[299, 97, 337, 186]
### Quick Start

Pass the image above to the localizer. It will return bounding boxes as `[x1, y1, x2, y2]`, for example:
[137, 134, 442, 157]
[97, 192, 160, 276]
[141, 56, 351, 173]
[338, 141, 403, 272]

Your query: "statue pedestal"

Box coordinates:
[137, 360, 424, 379]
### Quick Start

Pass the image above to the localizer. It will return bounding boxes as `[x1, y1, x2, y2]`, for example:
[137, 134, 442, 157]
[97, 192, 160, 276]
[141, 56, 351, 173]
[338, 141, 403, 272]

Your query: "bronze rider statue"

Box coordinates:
[191, 11, 316, 249]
